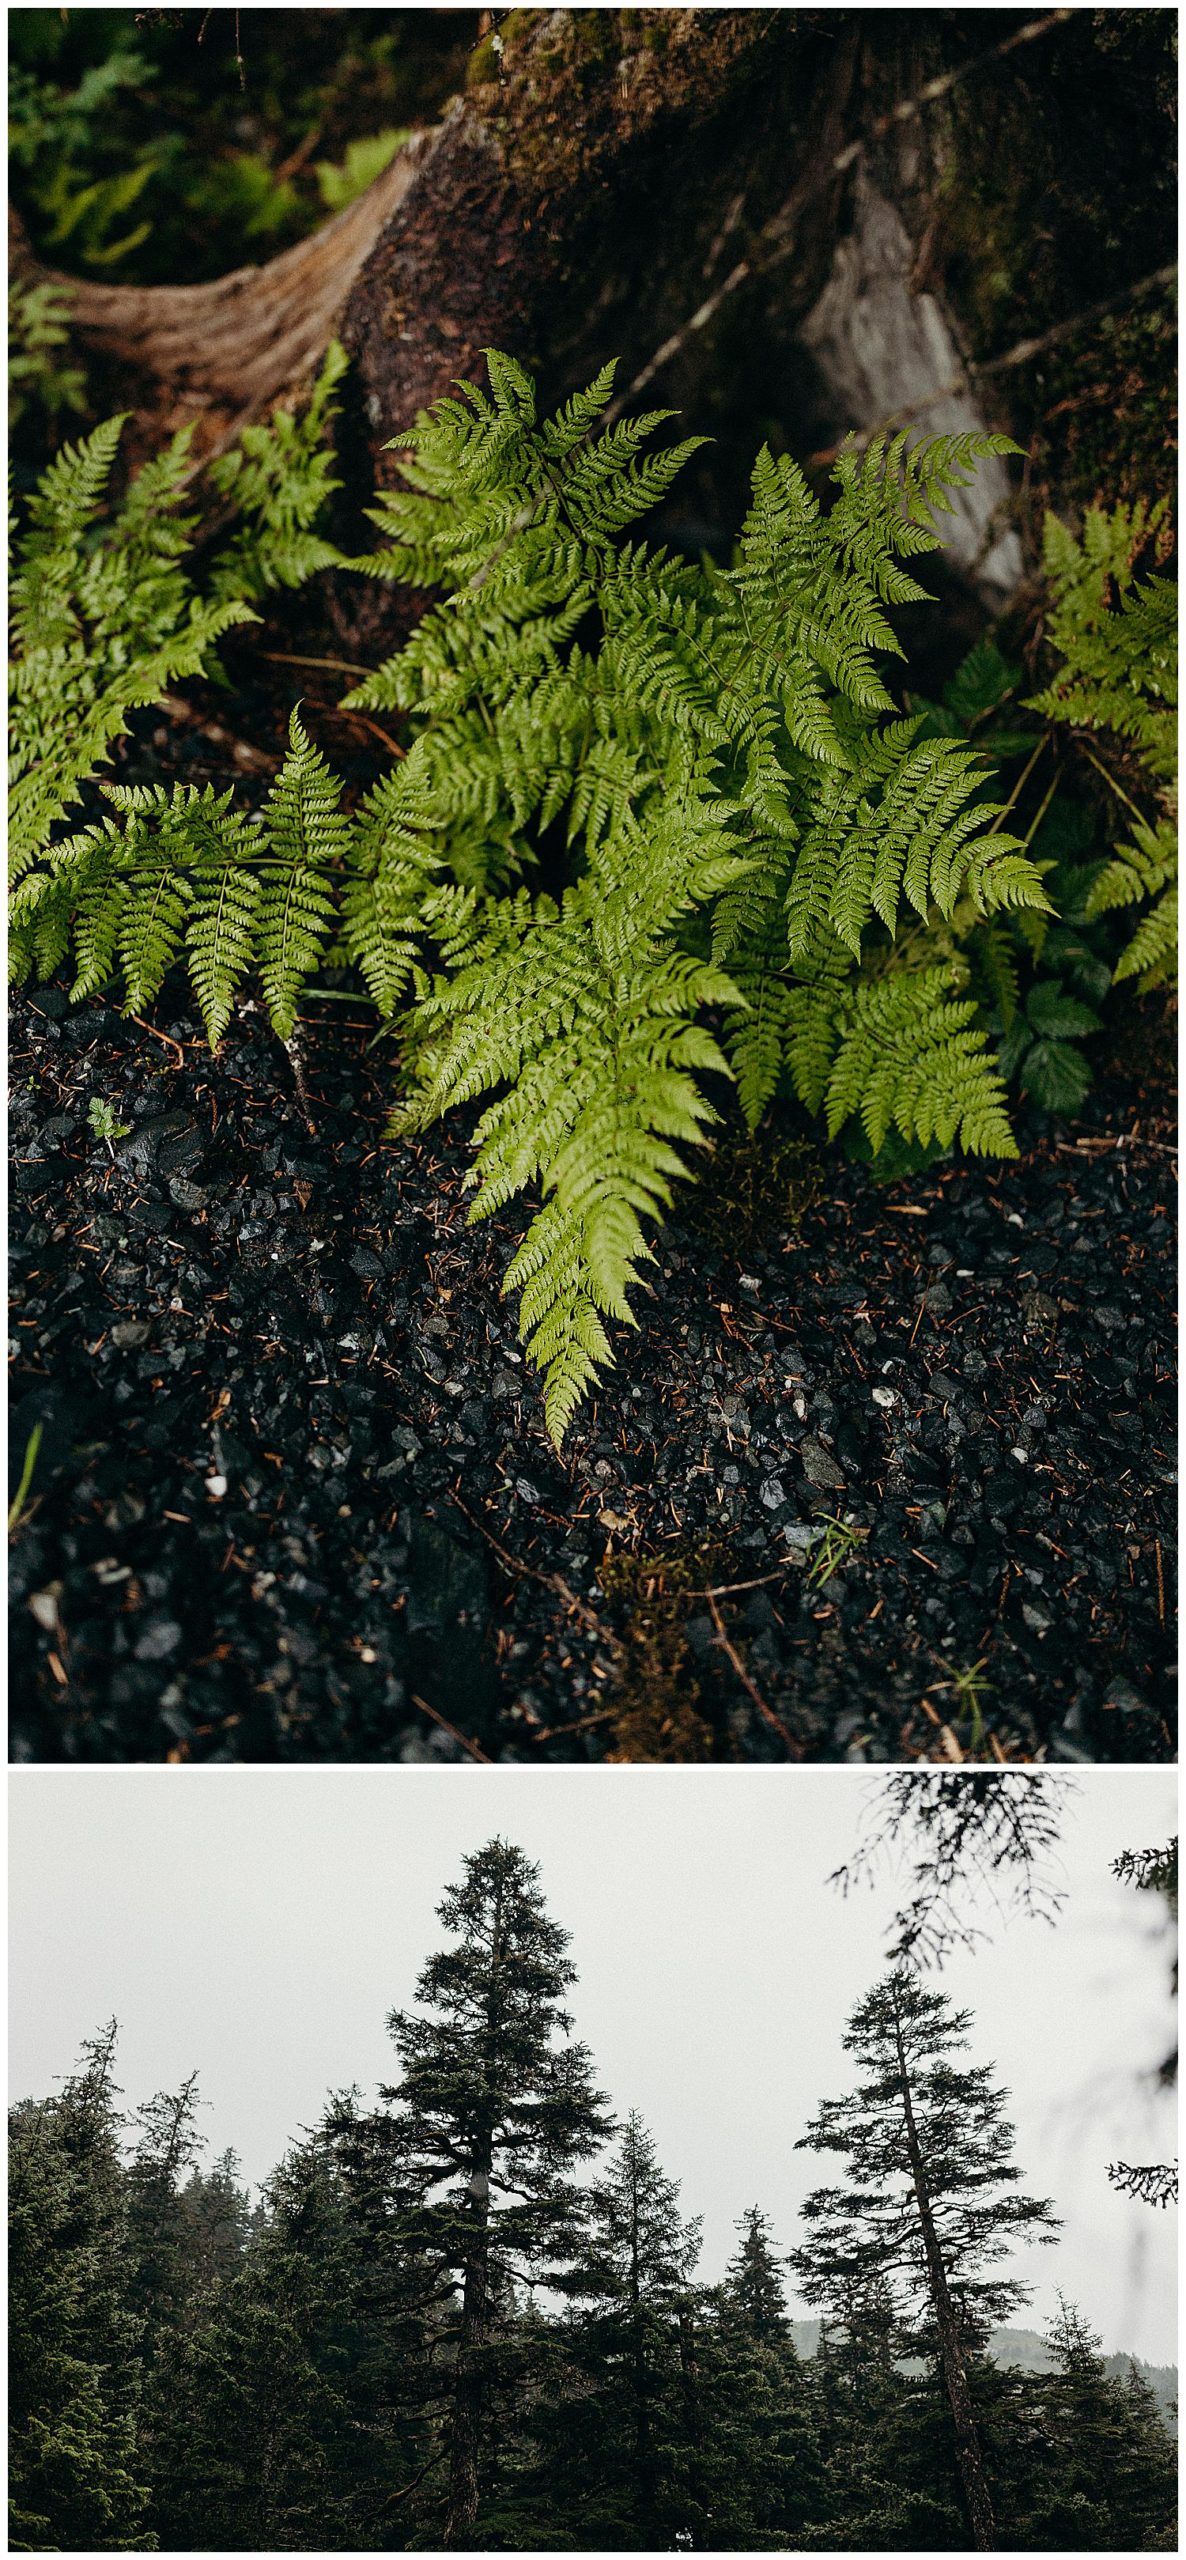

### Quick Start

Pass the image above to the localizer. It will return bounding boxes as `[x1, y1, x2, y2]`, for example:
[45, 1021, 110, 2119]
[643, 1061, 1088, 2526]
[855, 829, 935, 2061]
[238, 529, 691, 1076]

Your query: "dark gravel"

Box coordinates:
[9, 980, 1176, 1765]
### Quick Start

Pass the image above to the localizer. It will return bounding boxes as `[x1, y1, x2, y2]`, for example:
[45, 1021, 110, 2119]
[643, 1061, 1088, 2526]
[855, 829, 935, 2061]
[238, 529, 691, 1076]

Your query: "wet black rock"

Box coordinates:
[7, 980, 1176, 1765]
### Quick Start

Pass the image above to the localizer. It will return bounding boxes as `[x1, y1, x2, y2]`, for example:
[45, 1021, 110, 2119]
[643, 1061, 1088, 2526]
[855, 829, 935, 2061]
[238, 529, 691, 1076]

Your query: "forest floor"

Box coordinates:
[10, 927, 1176, 1766]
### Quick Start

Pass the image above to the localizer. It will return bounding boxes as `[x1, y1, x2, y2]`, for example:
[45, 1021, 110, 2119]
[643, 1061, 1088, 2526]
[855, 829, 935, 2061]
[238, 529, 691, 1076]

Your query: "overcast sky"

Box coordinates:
[9, 1766, 1177, 2365]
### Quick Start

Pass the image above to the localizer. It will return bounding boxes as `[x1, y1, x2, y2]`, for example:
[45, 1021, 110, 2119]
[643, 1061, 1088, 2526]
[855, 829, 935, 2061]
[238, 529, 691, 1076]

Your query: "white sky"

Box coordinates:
[9, 1765, 1177, 2365]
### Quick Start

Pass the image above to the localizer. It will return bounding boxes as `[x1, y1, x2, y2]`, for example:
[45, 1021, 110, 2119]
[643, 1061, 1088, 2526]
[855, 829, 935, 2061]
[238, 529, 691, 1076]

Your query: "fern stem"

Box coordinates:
[1018, 770, 1061, 851]
[1081, 748, 1148, 825]
[984, 736, 1047, 834]
[261, 651, 376, 678]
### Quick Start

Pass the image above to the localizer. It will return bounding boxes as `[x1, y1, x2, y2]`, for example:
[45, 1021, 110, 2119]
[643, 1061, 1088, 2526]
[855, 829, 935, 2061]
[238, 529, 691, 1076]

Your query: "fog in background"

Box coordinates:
[10, 1766, 1177, 2365]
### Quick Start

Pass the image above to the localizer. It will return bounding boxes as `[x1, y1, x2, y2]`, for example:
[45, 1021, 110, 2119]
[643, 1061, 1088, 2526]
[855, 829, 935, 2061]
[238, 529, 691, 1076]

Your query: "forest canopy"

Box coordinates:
[8, 1832, 1178, 2554]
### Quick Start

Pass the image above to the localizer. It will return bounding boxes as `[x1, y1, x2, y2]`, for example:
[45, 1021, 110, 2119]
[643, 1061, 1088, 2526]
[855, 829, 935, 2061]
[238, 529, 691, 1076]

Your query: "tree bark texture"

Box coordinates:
[14, 9, 1174, 616]
[444, 2205, 489, 2552]
[18, 14, 857, 451]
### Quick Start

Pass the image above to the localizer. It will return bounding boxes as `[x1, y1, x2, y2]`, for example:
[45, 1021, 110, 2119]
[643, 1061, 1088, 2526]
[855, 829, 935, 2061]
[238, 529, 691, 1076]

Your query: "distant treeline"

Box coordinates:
[10, 1842, 1176, 2552]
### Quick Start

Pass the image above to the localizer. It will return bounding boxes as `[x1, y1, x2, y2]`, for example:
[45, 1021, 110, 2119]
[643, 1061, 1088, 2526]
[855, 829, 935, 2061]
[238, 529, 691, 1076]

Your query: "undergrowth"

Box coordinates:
[8, 349, 1176, 1446]
[687, 1130, 826, 1260]
[8, 9, 465, 288]
[599, 1539, 728, 1762]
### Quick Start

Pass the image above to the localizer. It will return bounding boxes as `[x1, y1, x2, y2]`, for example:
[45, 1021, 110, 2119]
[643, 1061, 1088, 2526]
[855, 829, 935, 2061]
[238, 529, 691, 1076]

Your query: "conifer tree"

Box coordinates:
[723, 2207, 789, 2347]
[125, 2078, 202, 2344]
[1022, 2298, 1179, 2552]
[545, 2110, 702, 2549]
[174, 2149, 254, 2307]
[693, 2220, 822, 2550]
[150, 2129, 433, 2552]
[792, 1971, 1059, 2552]
[360, 1839, 613, 2550]
[8, 2024, 151, 2553]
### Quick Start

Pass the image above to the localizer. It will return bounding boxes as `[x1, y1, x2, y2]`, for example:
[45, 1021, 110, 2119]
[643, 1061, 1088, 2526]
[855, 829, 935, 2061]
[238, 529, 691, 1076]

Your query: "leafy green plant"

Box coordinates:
[911, 633, 1129, 1119]
[806, 1516, 869, 1591]
[931, 1655, 992, 1750]
[996, 970, 1102, 1114]
[8, 346, 347, 978]
[8, 278, 88, 436]
[1028, 498, 1176, 991]
[9, 42, 159, 269]
[86, 1097, 132, 1147]
[13, 353, 1058, 1444]
[8, 10, 469, 292]
[316, 130, 410, 214]
[7, 1424, 44, 1535]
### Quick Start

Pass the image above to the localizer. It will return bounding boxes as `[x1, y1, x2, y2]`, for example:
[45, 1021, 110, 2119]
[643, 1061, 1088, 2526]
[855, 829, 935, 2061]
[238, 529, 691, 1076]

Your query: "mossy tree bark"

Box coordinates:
[16, 11, 860, 463]
[15, 8, 1173, 602]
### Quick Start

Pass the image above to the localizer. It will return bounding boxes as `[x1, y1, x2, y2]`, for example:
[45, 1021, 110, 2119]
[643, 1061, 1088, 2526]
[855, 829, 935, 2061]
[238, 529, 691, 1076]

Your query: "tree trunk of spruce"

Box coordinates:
[444, 2183, 490, 2552]
[892, 1995, 997, 2552]
[443, 1869, 505, 2551]
[628, 2189, 657, 2541]
[677, 2299, 707, 2542]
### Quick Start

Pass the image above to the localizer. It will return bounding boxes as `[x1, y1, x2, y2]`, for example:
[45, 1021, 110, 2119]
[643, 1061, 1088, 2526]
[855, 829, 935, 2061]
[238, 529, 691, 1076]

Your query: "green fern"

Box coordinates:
[11, 349, 1058, 1445]
[339, 364, 1043, 1434]
[1027, 498, 1176, 991]
[13, 711, 435, 1048]
[207, 340, 349, 605]
[8, 348, 347, 893]
[8, 276, 88, 433]
[8, 411, 253, 888]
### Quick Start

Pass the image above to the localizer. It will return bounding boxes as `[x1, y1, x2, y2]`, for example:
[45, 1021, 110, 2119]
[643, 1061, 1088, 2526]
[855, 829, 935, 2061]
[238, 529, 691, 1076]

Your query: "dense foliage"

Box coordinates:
[9, 1844, 1177, 2553]
[7, 345, 1176, 1441]
[8, 9, 464, 289]
[1030, 499, 1177, 993]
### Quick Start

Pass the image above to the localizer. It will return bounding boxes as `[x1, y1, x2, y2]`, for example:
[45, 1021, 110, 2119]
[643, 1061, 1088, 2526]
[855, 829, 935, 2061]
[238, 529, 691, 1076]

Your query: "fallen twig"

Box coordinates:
[449, 1487, 616, 1646]
[707, 1591, 802, 1756]
[409, 1692, 492, 1763]
[129, 1016, 190, 1067]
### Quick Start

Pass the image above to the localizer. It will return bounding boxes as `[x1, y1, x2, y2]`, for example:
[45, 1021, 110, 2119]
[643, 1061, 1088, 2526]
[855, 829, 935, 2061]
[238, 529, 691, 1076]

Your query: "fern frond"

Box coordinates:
[1028, 499, 1177, 989]
[822, 965, 1018, 1159]
[207, 342, 348, 604]
[254, 711, 350, 1038]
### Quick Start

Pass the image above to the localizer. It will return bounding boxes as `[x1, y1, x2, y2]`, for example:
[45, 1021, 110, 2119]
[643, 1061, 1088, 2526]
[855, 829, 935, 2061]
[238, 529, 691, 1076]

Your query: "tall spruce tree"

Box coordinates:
[8, 2024, 151, 2553]
[692, 2213, 821, 2549]
[365, 1839, 613, 2550]
[1021, 2298, 1178, 2551]
[792, 1970, 1059, 2552]
[125, 2078, 203, 2379]
[544, 2111, 703, 2549]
